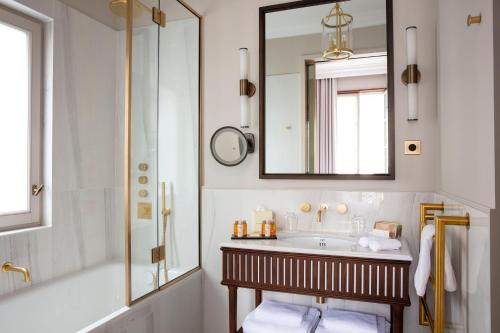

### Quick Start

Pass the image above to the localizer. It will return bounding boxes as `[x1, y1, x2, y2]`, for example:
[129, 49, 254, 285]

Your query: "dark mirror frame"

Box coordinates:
[259, 0, 395, 180]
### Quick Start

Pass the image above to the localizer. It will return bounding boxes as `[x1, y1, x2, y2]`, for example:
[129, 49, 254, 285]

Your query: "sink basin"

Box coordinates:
[280, 234, 356, 249]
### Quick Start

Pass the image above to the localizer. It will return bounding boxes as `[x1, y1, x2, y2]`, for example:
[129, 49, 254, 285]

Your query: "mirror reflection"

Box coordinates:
[263, 0, 392, 177]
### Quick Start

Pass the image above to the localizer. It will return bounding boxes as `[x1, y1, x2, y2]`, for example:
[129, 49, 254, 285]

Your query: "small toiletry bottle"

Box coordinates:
[270, 221, 276, 237]
[237, 221, 244, 238]
[242, 220, 248, 238]
[261, 221, 267, 237]
[233, 220, 239, 237]
[265, 220, 272, 238]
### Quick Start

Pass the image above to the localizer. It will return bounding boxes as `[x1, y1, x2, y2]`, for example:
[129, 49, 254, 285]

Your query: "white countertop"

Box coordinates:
[220, 231, 413, 262]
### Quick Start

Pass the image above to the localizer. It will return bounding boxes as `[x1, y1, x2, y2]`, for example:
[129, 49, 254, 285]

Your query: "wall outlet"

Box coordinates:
[404, 140, 421, 155]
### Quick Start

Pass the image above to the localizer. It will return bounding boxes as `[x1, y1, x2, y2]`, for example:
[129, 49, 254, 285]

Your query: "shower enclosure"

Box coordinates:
[123, 0, 201, 304]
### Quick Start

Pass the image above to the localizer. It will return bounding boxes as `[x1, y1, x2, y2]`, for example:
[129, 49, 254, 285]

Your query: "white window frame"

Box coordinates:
[0, 6, 43, 231]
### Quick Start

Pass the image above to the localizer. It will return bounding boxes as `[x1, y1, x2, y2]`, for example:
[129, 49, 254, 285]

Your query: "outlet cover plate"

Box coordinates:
[405, 140, 421, 155]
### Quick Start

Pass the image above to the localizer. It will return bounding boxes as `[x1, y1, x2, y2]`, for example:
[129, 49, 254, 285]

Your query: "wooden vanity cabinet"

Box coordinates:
[221, 247, 411, 333]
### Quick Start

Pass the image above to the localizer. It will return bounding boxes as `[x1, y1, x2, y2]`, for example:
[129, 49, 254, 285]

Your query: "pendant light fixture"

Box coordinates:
[321, 3, 354, 61]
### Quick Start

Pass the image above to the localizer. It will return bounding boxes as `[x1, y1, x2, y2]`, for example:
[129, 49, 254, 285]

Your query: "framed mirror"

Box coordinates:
[211, 126, 255, 167]
[259, 0, 394, 179]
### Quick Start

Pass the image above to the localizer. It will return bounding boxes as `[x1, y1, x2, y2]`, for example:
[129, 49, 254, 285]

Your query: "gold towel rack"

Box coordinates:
[418, 203, 470, 333]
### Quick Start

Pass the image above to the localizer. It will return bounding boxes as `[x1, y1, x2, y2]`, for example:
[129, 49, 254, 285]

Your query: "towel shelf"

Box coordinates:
[221, 247, 411, 333]
[418, 203, 470, 333]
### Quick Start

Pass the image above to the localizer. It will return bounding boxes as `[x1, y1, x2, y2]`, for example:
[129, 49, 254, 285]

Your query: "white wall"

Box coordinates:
[189, 0, 439, 191]
[437, 0, 495, 209]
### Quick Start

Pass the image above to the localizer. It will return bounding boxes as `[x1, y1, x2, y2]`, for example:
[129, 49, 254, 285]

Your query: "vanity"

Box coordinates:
[220, 234, 412, 333]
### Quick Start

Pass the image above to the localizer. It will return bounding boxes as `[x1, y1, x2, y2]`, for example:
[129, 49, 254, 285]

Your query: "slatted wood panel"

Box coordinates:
[221, 247, 411, 306]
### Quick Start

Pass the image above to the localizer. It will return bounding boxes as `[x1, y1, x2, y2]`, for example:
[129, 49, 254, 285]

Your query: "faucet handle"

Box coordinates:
[320, 203, 329, 211]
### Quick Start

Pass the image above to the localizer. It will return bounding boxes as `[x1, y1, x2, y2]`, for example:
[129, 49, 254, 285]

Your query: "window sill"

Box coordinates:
[0, 224, 51, 237]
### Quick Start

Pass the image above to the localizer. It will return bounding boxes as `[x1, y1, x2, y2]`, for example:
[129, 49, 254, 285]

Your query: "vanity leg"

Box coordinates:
[228, 286, 238, 333]
[255, 289, 262, 307]
[391, 304, 404, 333]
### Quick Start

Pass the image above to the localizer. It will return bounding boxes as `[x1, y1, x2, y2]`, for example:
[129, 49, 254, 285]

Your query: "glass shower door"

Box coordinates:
[126, 0, 200, 304]
[157, 0, 200, 287]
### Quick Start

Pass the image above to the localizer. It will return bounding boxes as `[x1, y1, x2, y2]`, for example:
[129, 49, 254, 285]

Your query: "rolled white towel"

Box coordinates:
[254, 300, 308, 326]
[414, 224, 457, 297]
[315, 315, 389, 333]
[243, 307, 320, 333]
[320, 309, 378, 333]
[358, 236, 401, 252]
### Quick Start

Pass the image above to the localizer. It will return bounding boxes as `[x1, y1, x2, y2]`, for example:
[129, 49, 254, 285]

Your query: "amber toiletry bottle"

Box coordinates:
[233, 221, 239, 237]
[242, 220, 248, 237]
[270, 221, 276, 237]
[261, 221, 267, 237]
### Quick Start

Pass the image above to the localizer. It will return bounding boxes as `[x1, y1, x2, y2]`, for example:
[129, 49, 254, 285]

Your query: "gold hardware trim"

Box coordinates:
[138, 163, 149, 171]
[137, 202, 152, 219]
[315, 203, 329, 223]
[315, 296, 326, 304]
[401, 64, 421, 85]
[2, 262, 31, 283]
[240, 79, 256, 97]
[138, 176, 149, 184]
[300, 202, 311, 213]
[31, 184, 44, 196]
[418, 203, 470, 332]
[153, 7, 166, 27]
[151, 245, 165, 264]
[467, 15, 481, 26]
[138, 189, 148, 198]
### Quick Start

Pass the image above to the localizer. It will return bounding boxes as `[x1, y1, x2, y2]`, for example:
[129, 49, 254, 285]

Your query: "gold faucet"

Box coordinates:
[315, 204, 329, 223]
[2, 262, 31, 283]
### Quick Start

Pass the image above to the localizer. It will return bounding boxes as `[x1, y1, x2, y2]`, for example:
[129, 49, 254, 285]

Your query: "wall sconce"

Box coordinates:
[239, 48, 256, 128]
[401, 26, 420, 121]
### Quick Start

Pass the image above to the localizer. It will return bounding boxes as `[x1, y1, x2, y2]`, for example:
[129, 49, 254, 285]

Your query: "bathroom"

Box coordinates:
[0, 0, 497, 332]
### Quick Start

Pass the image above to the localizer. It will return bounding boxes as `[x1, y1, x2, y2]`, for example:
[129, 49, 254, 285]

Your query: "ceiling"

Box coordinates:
[58, 0, 196, 31]
[266, 0, 386, 40]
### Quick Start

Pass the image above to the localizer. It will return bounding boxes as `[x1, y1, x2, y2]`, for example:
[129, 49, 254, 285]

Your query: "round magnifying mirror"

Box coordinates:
[210, 126, 255, 167]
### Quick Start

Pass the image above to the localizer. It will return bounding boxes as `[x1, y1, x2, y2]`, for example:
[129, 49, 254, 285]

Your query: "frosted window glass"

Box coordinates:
[0, 22, 30, 215]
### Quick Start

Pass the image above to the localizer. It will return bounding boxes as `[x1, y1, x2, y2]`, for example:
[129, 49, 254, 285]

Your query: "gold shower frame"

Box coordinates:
[124, 0, 203, 306]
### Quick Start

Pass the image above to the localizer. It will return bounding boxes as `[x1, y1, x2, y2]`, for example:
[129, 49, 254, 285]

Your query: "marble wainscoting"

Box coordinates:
[201, 188, 436, 333]
[0, 1, 122, 297]
[89, 271, 203, 333]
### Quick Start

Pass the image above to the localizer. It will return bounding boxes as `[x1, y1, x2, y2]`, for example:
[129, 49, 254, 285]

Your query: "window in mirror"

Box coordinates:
[260, 0, 394, 179]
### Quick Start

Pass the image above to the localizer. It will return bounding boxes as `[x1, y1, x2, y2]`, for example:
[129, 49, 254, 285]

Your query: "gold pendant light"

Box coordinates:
[321, 3, 354, 60]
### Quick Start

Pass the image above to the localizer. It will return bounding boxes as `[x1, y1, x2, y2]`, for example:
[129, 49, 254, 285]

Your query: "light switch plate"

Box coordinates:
[405, 140, 421, 155]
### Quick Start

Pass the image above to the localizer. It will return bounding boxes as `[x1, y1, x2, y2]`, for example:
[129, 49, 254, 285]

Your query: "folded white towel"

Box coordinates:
[320, 309, 378, 333]
[358, 236, 401, 252]
[315, 315, 389, 333]
[254, 300, 309, 326]
[242, 307, 320, 333]
[414, 224, 457, 297]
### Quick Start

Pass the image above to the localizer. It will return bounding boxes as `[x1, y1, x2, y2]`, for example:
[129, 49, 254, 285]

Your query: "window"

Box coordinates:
[335, 90, 388, 174]
[0, 6, 43, 231]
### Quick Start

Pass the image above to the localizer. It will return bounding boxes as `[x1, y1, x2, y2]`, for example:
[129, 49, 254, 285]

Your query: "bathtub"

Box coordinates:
[0, 262, 190, 333]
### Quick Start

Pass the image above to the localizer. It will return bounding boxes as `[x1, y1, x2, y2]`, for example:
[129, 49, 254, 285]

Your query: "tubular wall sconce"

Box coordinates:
[239, 48, 256, 128]
[402, 26, 420, 121]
